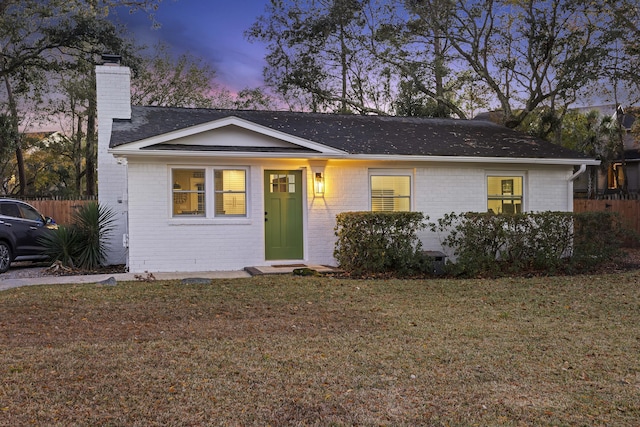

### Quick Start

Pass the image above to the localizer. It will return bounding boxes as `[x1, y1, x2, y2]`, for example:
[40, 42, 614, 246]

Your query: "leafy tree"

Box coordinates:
[455, 70, 493, 119]
[374, 0, 468, 118]
[248, 0, 392, 114]
[0, 0, 161, 195]
[602, 0, 640, 105]
[393, 79, 450, 117]
[130, 42, 276, 110]
[558, 109, 625, 195]
[131, 42, 230, 108]
[251, 0, 625, 125]
[0, 113, 19, 194]
[43, 14, 138, 196]
[408, 0, 608, 129]
[22, 132, 77, 197]
[517, 106, 566, 143]
[233, 87, 274, 110]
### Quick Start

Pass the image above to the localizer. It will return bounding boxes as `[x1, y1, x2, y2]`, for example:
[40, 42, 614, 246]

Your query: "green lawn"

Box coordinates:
[1, 273, 639, 426]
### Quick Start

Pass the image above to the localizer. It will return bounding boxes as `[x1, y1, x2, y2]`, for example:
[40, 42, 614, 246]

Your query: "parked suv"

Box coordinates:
[0, 199, 57, 273]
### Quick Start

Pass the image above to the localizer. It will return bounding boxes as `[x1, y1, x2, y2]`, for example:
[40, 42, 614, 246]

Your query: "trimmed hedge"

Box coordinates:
[429, 211, 627, 276]
[335, 210, 630, 278]
[334, 211, 427, 276]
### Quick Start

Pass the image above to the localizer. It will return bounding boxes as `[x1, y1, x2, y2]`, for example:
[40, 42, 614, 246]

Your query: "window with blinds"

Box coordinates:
[214, 169, 246, 216]
[487, 176, 523, 214]
[172, 169, 205, 216]
[370, 175, 411, 212]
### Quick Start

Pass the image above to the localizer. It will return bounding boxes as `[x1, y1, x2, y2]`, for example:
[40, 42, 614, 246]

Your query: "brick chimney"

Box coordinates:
[96, 57, 131, 266]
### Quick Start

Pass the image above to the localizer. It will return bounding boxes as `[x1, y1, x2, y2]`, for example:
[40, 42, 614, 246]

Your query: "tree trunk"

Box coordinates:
[4, 75, 25, 195]
[614, 104, 628, 194]
[339, 21, 348, 114]
[433, 30, 446, 117]
[75, 116, 83, 195]
[86, 69, 97, 196]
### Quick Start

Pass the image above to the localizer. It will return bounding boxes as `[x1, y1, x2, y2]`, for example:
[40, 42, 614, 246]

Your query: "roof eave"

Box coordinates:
[108, 148, 600, 166]
[349, 154, 601, 166]
[108, 148, 344, 159]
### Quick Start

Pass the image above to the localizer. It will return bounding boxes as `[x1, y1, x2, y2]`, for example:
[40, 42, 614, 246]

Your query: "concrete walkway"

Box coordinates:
[0, 270, 251, 292]
[0, 263, 340, 292]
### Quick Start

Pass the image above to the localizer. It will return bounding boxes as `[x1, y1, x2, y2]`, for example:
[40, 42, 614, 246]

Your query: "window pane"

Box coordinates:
[172, 169, 205, 216]
[19, 205, 43, 222]
[217, 193, 246, 216]
[288, 174, 295, 192]
[270, 174, 288, 193]
[487, 176, 522, 214]
[215, 169, 246, 216]
[0, 203, 20, 218]
[371, 175, 411, 212]
[269, 173, 297, 193]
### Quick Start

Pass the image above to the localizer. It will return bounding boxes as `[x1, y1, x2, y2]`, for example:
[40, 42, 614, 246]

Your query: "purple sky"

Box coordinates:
[110, 0, 269, 93]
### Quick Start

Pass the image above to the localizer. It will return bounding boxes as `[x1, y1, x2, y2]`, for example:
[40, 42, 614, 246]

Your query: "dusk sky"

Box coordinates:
[111, 0, 270, 93]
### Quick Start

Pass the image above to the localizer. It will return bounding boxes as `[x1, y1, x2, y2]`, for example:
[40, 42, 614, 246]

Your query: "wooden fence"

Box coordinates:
[574, 199, 640, 246]
[16, 198, 640, 239]
[26, 199, 95, 226]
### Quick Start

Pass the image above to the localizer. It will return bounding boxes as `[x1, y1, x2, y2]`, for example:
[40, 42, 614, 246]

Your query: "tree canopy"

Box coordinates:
[249, 0, 640, 128]
[4, 0, 640, 197]
[0, 0, 272, 197]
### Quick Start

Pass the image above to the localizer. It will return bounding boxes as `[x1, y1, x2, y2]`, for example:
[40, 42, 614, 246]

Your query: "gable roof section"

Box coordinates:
[110, 106, 597, 163]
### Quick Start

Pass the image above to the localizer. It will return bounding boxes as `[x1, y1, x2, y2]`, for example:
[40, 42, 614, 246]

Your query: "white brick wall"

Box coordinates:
[305, 163, 369, 266]
[412, 163, 573, 252]
[96, 65, 131, 266]
[126, 161, 266, 272]
[122, 158, 574, 273]
[528, 167, 571, 211]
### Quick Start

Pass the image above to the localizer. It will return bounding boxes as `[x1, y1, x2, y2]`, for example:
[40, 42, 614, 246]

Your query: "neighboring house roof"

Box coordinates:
[110, 106, 594, 161]
[624, 148, 640, 162]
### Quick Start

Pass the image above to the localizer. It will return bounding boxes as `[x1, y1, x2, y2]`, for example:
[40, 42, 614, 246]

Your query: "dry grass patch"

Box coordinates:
[1, 273, 639, 426]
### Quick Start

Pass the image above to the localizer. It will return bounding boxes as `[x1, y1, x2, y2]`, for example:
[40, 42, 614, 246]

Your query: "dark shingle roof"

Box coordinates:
[624, 148, 640, 161]
[110, 106, 591, 160]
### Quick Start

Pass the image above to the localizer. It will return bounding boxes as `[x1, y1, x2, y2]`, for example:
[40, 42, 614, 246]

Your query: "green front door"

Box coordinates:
[264, 170, 304, 260]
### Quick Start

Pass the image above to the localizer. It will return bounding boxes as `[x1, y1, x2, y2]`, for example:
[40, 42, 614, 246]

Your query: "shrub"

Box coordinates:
[572, 211, 626, 269]
[334, 211, 427, 276]
[430, 211, 627, 277]
[40, 225, 81, 268]
[39, 202, 116, 270]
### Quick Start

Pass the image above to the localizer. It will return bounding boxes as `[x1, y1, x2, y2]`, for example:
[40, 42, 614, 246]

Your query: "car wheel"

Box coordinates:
[0, 241, 11, 273]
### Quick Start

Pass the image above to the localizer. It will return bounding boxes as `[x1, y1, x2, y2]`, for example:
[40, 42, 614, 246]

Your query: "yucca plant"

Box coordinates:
[39, 225, 81, 268]
[73, 202, 117, 270]
[39, 202, 117, 270]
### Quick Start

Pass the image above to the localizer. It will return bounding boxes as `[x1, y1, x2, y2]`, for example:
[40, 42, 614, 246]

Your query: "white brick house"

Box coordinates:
[96, 63, 599, 273]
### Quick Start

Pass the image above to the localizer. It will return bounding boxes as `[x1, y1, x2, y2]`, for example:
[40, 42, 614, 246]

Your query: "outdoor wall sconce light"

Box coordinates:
[314, 172, 325, 197]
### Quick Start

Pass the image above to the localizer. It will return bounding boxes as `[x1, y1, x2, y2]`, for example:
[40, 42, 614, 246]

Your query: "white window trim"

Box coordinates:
[213, 168, 248, 218]
[168, 165, 251, 224]
[485, 170, 527, 213]
[368, 168, 414, 212]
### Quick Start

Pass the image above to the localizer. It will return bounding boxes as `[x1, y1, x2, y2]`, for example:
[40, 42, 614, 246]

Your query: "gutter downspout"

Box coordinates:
[568, 164, 587, 211]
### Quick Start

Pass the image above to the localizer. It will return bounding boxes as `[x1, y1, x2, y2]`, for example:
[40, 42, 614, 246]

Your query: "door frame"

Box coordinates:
[263, 169, 306, 261]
